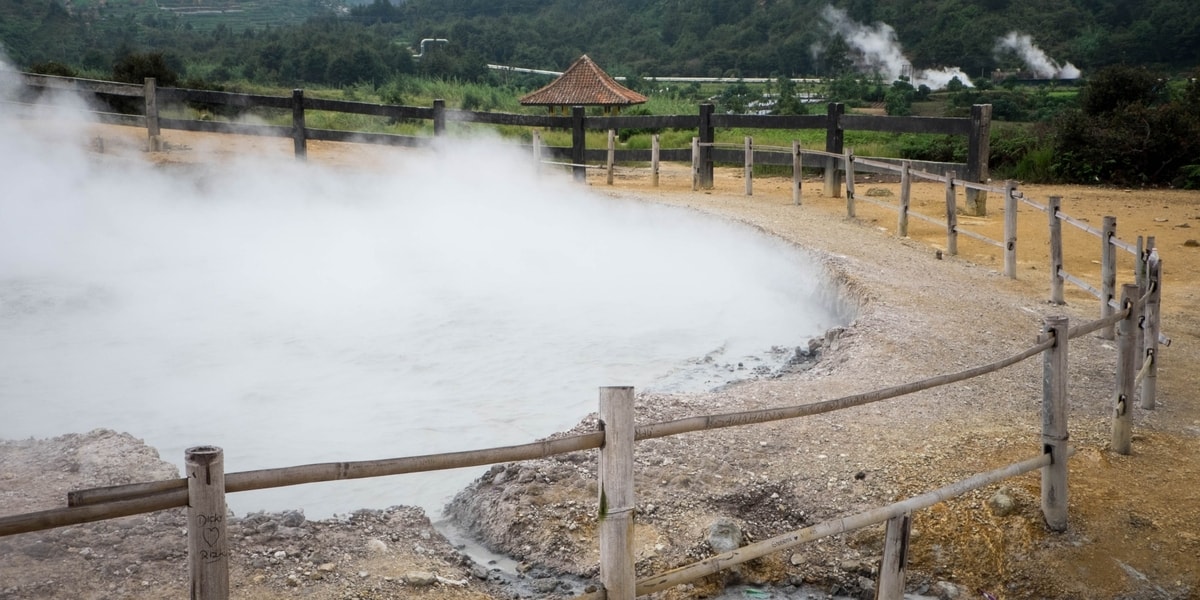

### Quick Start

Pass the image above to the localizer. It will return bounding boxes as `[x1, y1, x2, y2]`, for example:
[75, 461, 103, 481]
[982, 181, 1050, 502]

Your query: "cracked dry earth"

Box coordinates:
[3, 127, 1200, 600]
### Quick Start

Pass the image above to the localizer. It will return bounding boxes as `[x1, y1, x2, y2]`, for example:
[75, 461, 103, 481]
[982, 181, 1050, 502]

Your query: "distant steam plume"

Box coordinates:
[817, 5, 972, 90]
[994, 32, 1081, 79]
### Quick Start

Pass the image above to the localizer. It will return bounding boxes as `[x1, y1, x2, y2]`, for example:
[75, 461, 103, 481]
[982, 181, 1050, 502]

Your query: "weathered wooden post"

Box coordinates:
[844, 147, 856, 218]
[945, 171, 958, 256]
[1100, 216, 1117, 339]
[1048, 196, 1065, 305]
[432, 99, 446, 136]
[824, 102, 845, 198]
[1111, 284, 1138, 455]
[1141, 250, 1161, 410]
[691, 137, 700, 192]
[898, 160, 911, 238]
[607, 129, 616, 185]
[744, 136, 753, 196]
[187, 446, 229, 600]
[965, 104, 992, 216]
[698, 103, 714, 189]
[291, 89, 307, 161]
[876, 512, 911, 599]
[532, 129, 542, 175]
[1135, 236, 1146, 291]
[144, 77, 161, 152]
[1003, 180, 1018, 279]
[1132, 235, 1152, 372]
[1041, 315, 1069, 532]
[651, 134, 661, 188]
[792, 140, 802, 206]
[598, 387, 635, 600]
[571, 105, 586, 182]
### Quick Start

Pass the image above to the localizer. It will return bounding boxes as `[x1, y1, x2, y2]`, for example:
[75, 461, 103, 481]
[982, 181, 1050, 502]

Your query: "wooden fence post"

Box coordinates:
[1100, 216, 1117, 340]
[1111, 284, 1138, 455]
[691, 137, 700, 192]
[291, 89, 307, 161]
[1135, 236, 1146, 291]
[1003, 180, 1018, 279]
[844, 148, 856, 217]
[433, 99, 446, 136]
[599, 387, 636, 600]
[965, 104, 992, 216]
[1132, 236, 1148, 376]
[1048, 196, 1065, 305]
[875, 512, 911, 600]
[572, 105, 586, 182]
[945, 171, 958, 256]
[532, 130, 542, 175]
[824, 102, 845, 198]
[651, 134, 660, 188]
[698, 103, 714, 189]
[187, 446, 229, 600]
[1141, 250, 1161, 410]
[1041, 315, 1069, 532]
[744, 136, 753, 196]
[607, 129, 616, 185]
[143, 77, 161, 152]
[792, 140, 802, 206]
[898, 160, 911, 238]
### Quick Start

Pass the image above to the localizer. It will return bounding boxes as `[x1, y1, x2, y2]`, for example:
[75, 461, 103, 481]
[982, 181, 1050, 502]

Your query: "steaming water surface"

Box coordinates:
[1, 103, 843, 519]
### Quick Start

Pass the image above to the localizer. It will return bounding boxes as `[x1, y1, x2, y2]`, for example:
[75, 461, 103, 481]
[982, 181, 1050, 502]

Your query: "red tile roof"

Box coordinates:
[519, 55, 648, 107]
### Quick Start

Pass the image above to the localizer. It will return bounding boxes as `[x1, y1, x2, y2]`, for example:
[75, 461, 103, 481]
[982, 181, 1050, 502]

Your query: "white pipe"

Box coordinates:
[484, 64, 822, 84]
[413, 38, 448, 59]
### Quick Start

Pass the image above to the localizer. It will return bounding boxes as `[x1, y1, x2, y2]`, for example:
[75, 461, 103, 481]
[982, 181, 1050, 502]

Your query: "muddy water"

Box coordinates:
[1, 115, 845, 519]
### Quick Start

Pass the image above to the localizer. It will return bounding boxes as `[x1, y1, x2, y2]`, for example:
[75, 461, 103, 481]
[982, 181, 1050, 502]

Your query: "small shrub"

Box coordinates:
[30, 61, 77, 77]
[898, 135, 965, 162]
[461, 90, 482, 111]
[112, 52, 180, 87]
[1174, 165, 1200, 190]
[1013, 146, 1057, 182]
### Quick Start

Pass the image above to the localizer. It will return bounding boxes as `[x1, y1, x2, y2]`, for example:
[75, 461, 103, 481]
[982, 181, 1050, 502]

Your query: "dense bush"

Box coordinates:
[898, 135, 965, 163]
[29, 61, 77, 77]
[988, 123, 1055, 181]
[112, 51, 181, 87]
[884, 78, 915, 116]
[1051, 65, 1200, 186]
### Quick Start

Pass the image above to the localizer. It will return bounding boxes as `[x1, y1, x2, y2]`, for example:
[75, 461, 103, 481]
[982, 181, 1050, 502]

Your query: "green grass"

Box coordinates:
[153, 77, 994, 163]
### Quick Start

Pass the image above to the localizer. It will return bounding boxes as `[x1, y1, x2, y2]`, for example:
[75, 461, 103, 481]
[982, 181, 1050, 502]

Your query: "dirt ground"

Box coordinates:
[585, 162, 1200, 600]
[3, 124, 1199, 600]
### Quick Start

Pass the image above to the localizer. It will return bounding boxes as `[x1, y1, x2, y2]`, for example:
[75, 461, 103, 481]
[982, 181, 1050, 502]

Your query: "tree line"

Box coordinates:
[4, 0, 1200, 85]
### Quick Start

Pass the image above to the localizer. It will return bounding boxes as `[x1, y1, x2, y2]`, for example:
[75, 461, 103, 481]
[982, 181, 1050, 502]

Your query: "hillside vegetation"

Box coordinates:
[2, 0, 1200, 187]
[2, 0, 1199, 80]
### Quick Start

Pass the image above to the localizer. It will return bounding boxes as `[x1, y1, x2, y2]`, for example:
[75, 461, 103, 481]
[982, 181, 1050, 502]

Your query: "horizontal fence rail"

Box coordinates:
[6, 298, 1153, 600]
[620, 451, 1062, 599]
[16, 72, 992, 197]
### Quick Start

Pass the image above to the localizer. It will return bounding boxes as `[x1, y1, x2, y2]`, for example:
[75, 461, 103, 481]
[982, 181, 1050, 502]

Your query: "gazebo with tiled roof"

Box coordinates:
[520, 55, 648, 115]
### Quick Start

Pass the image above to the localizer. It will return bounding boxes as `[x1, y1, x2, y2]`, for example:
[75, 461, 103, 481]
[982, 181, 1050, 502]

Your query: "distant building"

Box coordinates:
[519, 55, 647, 115]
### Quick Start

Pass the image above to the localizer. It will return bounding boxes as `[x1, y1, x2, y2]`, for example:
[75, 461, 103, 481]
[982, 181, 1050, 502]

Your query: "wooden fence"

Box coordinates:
[15, 73, 993, 214]
[0, 253, 1165, 600]
[2, 72, 1169, 599]
[639, 136, 1170, 358]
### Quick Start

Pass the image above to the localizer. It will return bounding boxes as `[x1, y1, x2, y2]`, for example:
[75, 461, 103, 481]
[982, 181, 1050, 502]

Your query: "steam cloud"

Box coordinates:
[0, 58, 841, 517]
[817, 5, 973, 90]
[994, 32, 1081, 79]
